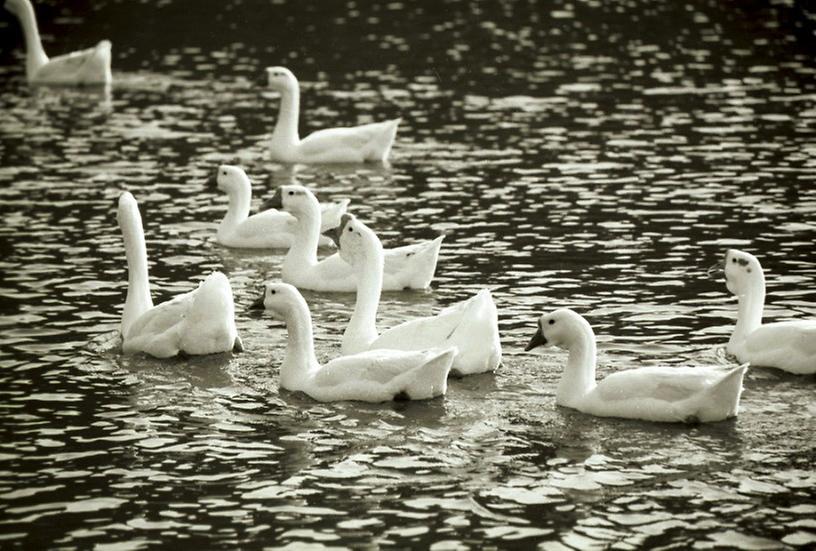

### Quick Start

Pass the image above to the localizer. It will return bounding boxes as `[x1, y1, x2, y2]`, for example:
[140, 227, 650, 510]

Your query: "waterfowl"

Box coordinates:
[525, 309, 747, 423]
[117, 192, 242, 358]
[721, 249, 816, 374]
[266, 66, 400, 163]
[211, 164, 350, 249]
[251, 282, 456, 402]
[4, 0, 112, 85]
[332, 213, 501, 376]
[262, 185, 443, 292]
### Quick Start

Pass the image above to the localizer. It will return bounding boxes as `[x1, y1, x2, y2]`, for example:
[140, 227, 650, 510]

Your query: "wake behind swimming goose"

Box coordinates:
[251, 283, 456, 402]
[525, 309, 747, 423]
[4, 0, 112, 85]
[211, 164, 349, 249]
[117, 192, 242, 358]
[331, 213, 501, 376]
[721, 249, 816, 374]
[262, 185, 443, 292]
[266, 66, 400, 164]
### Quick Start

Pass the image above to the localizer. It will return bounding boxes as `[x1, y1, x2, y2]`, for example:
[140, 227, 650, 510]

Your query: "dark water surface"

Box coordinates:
[1, 0, 815, 549]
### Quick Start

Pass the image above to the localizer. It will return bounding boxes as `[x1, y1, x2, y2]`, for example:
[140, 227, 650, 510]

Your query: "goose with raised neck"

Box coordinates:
[525, 308, 747, 423]
[251, 282, 456, 402]
[117, 192, 242, 358]
[334, 213, 501, 375]
[5, 0, 112, 85]
[210, 164, 348, 249]
[722, 249, 815, 374]
[266, 66, 400, 164]
[261, 184, 444, 292]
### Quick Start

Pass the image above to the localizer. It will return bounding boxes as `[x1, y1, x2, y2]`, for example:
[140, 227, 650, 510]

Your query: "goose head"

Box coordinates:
[525, 309, 593, 352]
[266, 66, 298, 93]
[330, 214, 383, 266]
[4, 0, 24, 16]
[211, 164, 250, 195]
[250, 282, 305, 320]
[261, 184, 319, 218]
[723, 249, 763, 295]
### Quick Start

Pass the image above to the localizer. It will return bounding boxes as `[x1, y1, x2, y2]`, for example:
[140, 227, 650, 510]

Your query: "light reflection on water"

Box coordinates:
[1, 0, 815, 548]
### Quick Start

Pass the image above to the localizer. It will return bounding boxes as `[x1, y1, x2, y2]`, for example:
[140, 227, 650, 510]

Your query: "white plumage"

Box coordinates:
[266, 66, 400, 163]
[525, 309, 747, 423]
[253, 283, 456, 402]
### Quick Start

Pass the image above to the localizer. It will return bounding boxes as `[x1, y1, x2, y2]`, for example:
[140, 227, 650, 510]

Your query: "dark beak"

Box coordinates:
[260, 187, 283, 211]
[706, 262, 721, 277]
[249, 294, 266, 310]
[524, 326, 547, 352]
[323, 213, 354, 249]
[207, 175, 218, 189]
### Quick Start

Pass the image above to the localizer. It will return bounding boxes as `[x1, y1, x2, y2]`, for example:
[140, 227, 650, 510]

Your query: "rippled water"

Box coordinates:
[1, 0, 815, 548]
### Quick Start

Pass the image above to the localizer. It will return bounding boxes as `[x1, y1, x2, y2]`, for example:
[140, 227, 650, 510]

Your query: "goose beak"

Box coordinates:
[207, 175, 218, 189]
[524, 326, 547, 351]
[323, 213, 353, 249]
[261, 188, 283, 211]
[249, 294, 266, 310]
[706, 262, 721, 277]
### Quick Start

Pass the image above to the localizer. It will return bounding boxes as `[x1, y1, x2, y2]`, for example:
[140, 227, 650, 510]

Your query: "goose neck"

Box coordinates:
[220, 183, 252, 231]
[11, 0, 48, 79]
[343, 247, 384, 353]
[279, 300, 320, 390]
[556, 330, 597, 408]
[731, 274, 766, 346]
[271, 88, 300, 146]
[284, 207, 320, 269]
[120, 209, 153, 336]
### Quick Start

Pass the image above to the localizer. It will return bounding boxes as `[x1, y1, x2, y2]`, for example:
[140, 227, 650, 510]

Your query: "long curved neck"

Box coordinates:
[343, 245, 384, 354]
[283, 204, 320, 271]
[119, 208, 153, 336]
[9, 0, 49, 79]
[556, 328, 597, 409]
[271, 87, 300, 146]
[219, 181, 251, 232]
[731, 274, 766, 346]
[280, 300, 319, 391]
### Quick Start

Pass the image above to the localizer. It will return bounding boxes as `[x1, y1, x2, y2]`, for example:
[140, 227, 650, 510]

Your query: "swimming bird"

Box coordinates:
[211, 164, 349, 249]
[117, 192, 242, 358]
[525, 309, 747, 423]
[266, 66, 400, 163]
[721, 249, 816, 374]
[262, 185, 443, 292]
[251, 282, 456, 402]
[4, 0, 112, 85]
[331, 213, 501, 375]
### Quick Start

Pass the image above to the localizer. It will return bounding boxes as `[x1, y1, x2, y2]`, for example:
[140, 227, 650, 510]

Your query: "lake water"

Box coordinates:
[1, 0, 815, 549]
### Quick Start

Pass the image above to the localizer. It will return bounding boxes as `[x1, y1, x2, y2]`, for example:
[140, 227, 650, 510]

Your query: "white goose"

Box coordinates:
[525, 309, 747, 423]
[4, 0, 112, 85]
[211, 164, 350, 249]
[722, 249, 816, 374]
[331, 213, 501, 376]
[262, 184, 444, 292]
[251, 283, 456, 402]
[117, 192, 242, 358]
[266, 66, 400, 163]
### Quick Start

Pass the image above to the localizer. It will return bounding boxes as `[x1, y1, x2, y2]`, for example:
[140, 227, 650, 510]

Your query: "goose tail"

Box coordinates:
[398, 346, 457, 400]
[370, 117, 401, 162]
[409, 235, 444, 289]
[705, 363, 748, 420]
[318, 198, 352, 232]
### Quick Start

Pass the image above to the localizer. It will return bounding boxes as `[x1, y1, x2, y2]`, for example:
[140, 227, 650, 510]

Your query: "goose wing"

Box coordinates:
[595, 366, 726, 403]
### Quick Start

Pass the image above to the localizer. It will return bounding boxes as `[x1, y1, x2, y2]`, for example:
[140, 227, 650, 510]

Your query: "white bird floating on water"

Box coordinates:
[117, 192, 242, 358]
[722, 249, 816, 374]
[251, 282, 456, 402]
[525, 309, 747, 423]
[266, 66, 400, 163]
[4, 0, 112, 85]
[211, 164, 349, 249]
[261, 184, 443, 292]
[330, 213, 501, 376]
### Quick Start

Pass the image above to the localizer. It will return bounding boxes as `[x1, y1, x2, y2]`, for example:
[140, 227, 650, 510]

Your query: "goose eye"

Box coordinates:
[288, 191, 294, 196]
[732, 258, 736, 263]
[270, 289, 276, 295]
[548, 319, 555, 325]
[348, 227, 353, 232]
[222, 171, 226, 176]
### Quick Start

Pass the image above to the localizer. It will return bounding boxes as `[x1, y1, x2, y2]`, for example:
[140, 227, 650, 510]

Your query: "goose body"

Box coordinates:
[211, 165, 349, 249]
[266, 66, 399, 163]
[334, 214, 501, 375]
[525, 309, 746, 423]
[5, 0, 112, 85]
[262, 185, 443, 292]
[252, 283, 456, 402]
[117, 192, 241, 358]
[722, 249, 816, 374]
